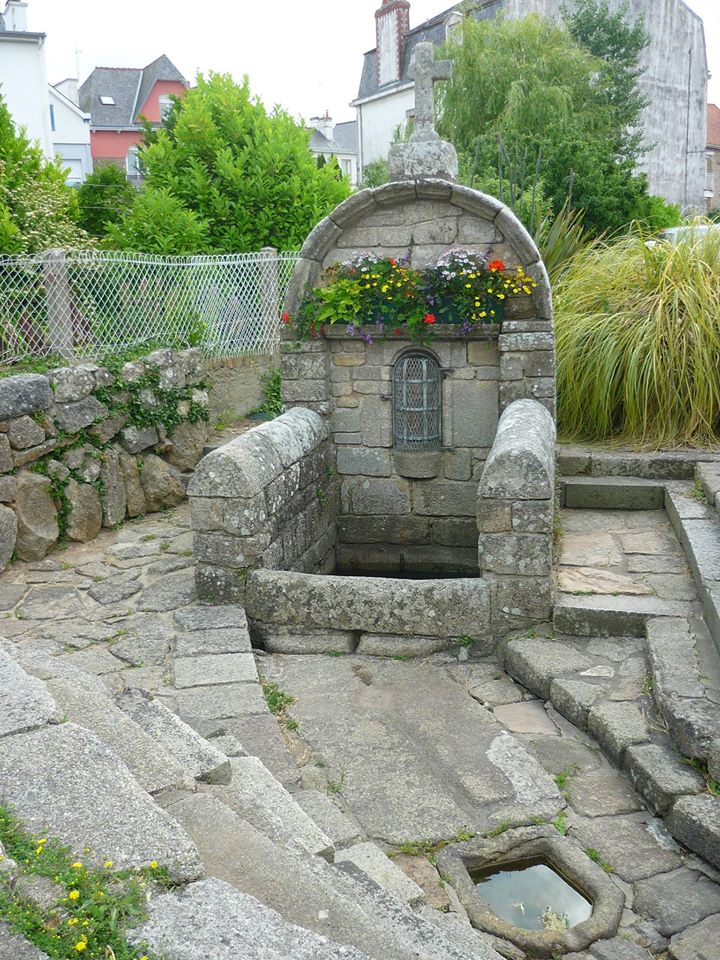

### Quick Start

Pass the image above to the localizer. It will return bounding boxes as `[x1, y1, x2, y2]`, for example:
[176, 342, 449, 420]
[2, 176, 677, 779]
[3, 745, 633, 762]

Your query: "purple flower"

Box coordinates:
[347, 323, 355, 336]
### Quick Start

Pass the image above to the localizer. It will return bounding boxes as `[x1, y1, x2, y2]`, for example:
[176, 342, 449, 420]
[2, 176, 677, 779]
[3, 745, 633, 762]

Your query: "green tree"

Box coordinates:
[0, 92, 88, 253]
[105, 187, 210, 254]
[76, 163, 136, 239]
[438, 13, 652, 234]
[114, 73, 351, 253]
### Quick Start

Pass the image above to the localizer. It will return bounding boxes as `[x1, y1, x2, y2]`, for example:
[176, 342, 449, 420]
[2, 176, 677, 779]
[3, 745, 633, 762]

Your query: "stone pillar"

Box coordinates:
[43, 249, 75, 359]
[478, 399, 556, 640]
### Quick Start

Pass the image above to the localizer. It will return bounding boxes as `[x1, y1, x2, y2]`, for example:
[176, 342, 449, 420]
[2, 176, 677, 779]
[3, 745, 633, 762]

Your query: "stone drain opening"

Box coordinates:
[470, 857, 592, 933]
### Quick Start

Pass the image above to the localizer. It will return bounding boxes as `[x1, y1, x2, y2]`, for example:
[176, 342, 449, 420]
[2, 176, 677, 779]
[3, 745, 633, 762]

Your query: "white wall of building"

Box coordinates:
[358, 85, 415, 171]
[49, 86, 92, 184]
[0, 36, 54, 159]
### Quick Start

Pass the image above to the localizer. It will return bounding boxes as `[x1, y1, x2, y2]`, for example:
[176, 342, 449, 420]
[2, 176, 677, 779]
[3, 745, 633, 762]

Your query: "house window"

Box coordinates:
[49, 103, 55, 132]
[99, 96, 115, 106]
[126, 147, 142, 180]
[392, 350, 442, 450]
[340, 158, 352, 178]
[159, 95, 173, 121]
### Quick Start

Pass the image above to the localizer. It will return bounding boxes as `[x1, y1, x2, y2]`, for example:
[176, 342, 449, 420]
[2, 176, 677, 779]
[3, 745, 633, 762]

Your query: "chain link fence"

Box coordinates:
[0, 248, 300, 365]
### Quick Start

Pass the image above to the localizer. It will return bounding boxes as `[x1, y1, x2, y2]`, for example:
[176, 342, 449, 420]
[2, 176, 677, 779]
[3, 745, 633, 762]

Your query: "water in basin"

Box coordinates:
[471, 859, 592, 932]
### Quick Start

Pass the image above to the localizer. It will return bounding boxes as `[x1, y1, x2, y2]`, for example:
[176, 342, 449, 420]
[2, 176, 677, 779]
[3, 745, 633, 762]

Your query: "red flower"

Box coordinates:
[281, 311, 291, 324]
[423, 313, 436, 325]
[394, 327, 403, 336]
[389, 258, 396, 266]
[488, 260, 506, 272]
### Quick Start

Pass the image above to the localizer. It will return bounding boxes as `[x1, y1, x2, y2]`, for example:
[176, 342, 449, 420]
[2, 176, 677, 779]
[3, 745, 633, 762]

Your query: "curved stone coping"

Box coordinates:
[480, 399, 556, 502]
[436, 826, 624, 957]
[244, 568, 490, 647]
[188, 407, 327, 500]
[284, 179, 551, 322]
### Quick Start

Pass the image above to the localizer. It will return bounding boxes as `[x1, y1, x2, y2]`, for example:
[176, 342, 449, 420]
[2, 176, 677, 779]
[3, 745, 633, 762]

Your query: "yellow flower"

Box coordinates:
[82, 921, 89, 927]
[149, 861, 158, 869]
[35, 846, 44, 855]
[67, 919, 79, 927]
[68, 890, 80, 900]
[103, 860, 113, 869]
[74, 942, 87, 953]
[38, 838, 47, 844]
[71, 862, 83, 869]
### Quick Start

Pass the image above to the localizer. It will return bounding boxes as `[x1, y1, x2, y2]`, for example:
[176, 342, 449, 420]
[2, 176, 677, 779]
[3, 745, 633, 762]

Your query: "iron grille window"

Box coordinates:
[392, 351, 442, 450]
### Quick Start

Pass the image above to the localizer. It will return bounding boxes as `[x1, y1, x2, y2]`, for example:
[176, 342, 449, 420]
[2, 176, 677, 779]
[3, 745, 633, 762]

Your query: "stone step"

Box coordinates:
[128, 877, 373, 960]
[116, 688, 232, 784]
[0, 921, 50, 960]
[167, 793, 501, 960]
[46, 677, 194, 795]
[200, 756, 334, 860]
[665, 483, 720, 651]
[696, 462, 720, 513]
[556, 444, 719, 481]
[668, 795, 720, 872]
[295, 789, 364, 850]
[0, 722, 203, 882]
[559, 476, 665, 511]
[554, 593, 697, 638]
[335, 842, 425, 907]
[0, 648, 59, 738]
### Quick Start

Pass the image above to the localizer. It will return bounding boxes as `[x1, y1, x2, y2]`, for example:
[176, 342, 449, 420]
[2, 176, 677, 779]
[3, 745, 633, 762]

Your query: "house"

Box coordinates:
[79, 55, 188, 181]
[308, 113, 359, 187]
[0, 0, 53, 159]
[49, 79, 92, 185]
[707, 104, 720, 213]
[0, 1, 92, 183]
[353, 0, 709, 211]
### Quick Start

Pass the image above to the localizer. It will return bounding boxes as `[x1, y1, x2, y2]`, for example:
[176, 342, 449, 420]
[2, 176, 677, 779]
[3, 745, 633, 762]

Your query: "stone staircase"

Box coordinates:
[504, 472, 720, 874]
[0, 641, 503, 960]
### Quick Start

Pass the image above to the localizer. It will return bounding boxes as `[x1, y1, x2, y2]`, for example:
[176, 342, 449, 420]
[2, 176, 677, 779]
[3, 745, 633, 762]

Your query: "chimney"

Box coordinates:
[375, 0, 411, 87]
[4, 1, 28, 31]
[312, 111, 334, 143]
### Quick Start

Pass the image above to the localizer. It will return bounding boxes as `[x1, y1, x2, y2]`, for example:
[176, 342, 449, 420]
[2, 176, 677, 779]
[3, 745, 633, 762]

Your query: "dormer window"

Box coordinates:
[99, 96, 115, 106]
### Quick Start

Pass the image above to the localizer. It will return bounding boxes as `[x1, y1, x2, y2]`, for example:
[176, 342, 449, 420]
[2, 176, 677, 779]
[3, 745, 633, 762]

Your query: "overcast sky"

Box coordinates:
[26, 0, 720, 123]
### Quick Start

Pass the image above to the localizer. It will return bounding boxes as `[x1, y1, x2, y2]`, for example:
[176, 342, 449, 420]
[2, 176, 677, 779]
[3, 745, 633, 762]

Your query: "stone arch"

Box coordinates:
[283, 179, 552, 325]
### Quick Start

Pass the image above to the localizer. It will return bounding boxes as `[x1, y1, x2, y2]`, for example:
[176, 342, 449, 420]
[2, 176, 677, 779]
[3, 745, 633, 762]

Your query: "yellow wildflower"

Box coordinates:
[74, 941, 87, 953]
[38, 838, 47, 844]
[68, 890, 80, 900]
[103, 860, 113, 869]
[35, 846, 44, 855]
[149, 861, 158, 869]
[67, 919, 79, 927]
[71, 862, 83, 869]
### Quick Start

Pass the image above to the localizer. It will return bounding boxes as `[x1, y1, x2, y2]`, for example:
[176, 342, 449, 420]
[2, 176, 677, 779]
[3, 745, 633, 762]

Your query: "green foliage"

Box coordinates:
[258, 368, 282, 418]
[585, 847, 613, 872]
[535, 201, 594, 285]
[293, 252, 537, 341]
[631, 194, 682, 231]
[110, 73, 350, 254]
[105, 187, 210, 254]
[556, 224, 720, 447]
[0, 93, 90, 254]
[261, 681, 298, 731]
[361, 159, 389, 188]
[439, 11, 653, 235]
[76, 164, 136, 239]
[0, 802, 165, 959]
[553, 812, 569, 835]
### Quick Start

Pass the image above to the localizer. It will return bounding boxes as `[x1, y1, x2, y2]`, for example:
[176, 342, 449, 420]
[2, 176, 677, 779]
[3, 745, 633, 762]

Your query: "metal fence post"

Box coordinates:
[42, 249, 75, 359]
[259, 246, 279, 346]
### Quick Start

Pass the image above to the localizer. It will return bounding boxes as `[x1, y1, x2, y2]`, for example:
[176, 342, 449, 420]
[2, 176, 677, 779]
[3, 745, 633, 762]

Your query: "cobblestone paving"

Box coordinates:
[1, 502, 719, 958]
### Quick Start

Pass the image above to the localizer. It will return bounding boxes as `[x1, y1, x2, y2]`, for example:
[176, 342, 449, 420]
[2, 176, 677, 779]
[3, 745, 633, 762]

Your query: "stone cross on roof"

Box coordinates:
[387, 41, 458, 182]
[408, 42, 452, 143]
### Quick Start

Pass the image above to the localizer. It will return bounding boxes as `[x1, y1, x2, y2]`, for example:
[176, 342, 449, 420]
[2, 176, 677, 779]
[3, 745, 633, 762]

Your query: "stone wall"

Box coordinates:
[0, 348, 209, 567]
[188, 407, 335, 603]
[478, 398, 556, 636]
[281, 180, 554, 574]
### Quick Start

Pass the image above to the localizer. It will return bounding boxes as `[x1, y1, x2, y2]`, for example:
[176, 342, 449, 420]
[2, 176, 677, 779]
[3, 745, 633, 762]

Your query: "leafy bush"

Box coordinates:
[105, 188, 210, 254]
[77, 164, 136, 239]
[111, 73, 351, 254]
[556, 225, 720, 446]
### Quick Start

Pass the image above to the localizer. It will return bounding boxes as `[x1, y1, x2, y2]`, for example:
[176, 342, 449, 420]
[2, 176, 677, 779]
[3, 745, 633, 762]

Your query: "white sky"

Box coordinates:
[24, 0, 720, 123]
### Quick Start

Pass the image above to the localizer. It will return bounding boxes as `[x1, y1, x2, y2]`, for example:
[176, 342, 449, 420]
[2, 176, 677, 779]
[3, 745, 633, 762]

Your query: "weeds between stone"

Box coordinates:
[0, 803, 171, 959]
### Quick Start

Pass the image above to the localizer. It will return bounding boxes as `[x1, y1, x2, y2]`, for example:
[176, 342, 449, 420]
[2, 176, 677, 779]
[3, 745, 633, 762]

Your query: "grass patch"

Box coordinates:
[553, 766, 577, 798]
[552, 812, 569, 836]
[261, 681, 299, 733]
[585, 847, 613, 872]
[0, 803, 168, 959]
[556, 224, 720, 447]
[684, 757, 720, 797]
[392, 829, 477, 861]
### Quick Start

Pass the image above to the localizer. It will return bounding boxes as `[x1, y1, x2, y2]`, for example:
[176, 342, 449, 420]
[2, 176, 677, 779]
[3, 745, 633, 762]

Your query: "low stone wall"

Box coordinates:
[0, 348, 209, 568]
[478, 399, 556, 636]
[189, 407, 336, 603]
[245, 567, 491, 656]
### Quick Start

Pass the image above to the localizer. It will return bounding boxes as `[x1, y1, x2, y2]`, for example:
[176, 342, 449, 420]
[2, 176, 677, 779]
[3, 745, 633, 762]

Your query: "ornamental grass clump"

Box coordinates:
[289, 250, 537, 341]
[556, 226, 720, 447]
